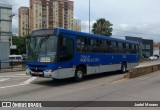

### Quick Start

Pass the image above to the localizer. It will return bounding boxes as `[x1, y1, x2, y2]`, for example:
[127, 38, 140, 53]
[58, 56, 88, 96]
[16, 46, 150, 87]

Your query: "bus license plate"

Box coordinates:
[34, 72, 40, 75]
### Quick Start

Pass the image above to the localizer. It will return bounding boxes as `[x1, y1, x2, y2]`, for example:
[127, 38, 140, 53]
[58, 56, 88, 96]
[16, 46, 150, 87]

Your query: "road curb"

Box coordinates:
[124, 64, 160, 79]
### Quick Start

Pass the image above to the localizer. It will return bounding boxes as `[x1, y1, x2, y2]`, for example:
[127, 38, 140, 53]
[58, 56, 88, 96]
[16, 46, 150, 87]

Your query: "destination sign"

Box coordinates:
[31, 29, 57, 36]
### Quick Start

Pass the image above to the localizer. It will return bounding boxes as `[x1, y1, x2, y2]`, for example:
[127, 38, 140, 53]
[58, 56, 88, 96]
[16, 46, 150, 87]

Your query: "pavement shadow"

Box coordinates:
[32, 71, 126, 87]
[84, 71, 124, 81]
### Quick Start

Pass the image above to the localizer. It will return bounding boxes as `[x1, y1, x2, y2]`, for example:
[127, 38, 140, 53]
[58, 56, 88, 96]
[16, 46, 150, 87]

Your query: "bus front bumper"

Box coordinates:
[26, 69, 58, 78]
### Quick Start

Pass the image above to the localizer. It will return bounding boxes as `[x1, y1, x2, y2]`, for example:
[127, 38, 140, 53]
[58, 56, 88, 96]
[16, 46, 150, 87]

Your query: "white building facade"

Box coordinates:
[73, 19, 81, 32]
[153, 43, 160, 56]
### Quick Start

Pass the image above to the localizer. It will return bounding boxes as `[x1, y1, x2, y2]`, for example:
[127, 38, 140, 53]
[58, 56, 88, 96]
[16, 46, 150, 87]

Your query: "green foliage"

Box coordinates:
[92, 18, 113, 36]
[11, 36, 26, 55]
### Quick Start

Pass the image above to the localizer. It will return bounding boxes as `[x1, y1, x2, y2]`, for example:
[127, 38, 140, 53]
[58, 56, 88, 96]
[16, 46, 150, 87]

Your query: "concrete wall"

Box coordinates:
[125, 64, 160, 79]
[0, 3, 12, 42]
[0, 42, 10, 68]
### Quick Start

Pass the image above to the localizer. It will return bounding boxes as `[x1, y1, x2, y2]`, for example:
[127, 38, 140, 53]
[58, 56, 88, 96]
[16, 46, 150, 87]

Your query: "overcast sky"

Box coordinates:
[1, 0, 160, 42]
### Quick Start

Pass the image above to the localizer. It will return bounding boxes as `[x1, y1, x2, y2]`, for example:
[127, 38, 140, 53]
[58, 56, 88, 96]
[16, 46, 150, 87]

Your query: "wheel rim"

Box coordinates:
[77, 71, 83, 78]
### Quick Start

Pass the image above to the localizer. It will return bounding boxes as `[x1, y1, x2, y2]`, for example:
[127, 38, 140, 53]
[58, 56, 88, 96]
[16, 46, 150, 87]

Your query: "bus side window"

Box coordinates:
[76, 38, 81, 52]
[129, 44, 132, 54]
[123, 43, 126, 53]
[59, 35, 74, 62]
[90, 39, 94, 53]
[136, 45, 139, 54]
[111, 41, 116, 53]
[131, 44, 135, 54]
[116, 42, 118, 53]
[101, 40, 107, 53]
[134, 44, 137, 54]
[76, 36, 87, 53]
[99, 40, 102, 53]
[108, 41, 111, 53]
[105, 40, 109, 53]
[118, 42, 123, 53]
[95, 39, 100, 53]
[90, 39, 96, 53]
[126, 43, 129, 54]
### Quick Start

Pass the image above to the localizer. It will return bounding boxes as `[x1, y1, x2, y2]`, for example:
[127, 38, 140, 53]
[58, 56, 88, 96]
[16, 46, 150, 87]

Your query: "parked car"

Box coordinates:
[22, 54, 27, 60]
[154, 54, 159, 58]
[148, 56, 158, 60]
[9, 55, 23, 62]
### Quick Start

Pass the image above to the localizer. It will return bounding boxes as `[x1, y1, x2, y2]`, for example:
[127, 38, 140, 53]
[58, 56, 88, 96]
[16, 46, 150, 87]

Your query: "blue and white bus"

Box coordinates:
[26, 28, 140, 81]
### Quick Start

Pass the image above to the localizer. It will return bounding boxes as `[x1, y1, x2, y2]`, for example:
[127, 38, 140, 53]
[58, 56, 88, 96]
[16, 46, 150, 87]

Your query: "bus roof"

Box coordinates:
[57, 28, 139, 45]
[32, 28, 139, 45]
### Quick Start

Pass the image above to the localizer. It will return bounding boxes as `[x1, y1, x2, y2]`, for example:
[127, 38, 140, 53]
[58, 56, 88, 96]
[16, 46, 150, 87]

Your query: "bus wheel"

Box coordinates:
[121, 63, 127, 73]
[74, 67, 84, 81]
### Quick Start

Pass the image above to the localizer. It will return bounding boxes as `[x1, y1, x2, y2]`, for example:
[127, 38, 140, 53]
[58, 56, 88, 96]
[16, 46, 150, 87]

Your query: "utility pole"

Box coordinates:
[9, 14, 15, 46]
[89, 0, 90, 33]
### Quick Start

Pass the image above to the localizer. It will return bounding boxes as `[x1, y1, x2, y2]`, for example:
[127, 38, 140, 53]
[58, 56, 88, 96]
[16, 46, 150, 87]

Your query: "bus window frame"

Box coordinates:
[58, 34, 74, 62]
[76, 36, 88, 53]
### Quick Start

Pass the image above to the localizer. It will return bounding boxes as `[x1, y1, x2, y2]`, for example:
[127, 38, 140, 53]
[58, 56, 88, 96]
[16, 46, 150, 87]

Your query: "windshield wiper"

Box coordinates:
[39, 35, 50, 48]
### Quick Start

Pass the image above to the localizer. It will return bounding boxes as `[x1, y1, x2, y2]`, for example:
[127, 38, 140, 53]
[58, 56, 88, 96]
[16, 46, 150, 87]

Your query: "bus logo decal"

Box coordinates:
[80, 55, 100, 63]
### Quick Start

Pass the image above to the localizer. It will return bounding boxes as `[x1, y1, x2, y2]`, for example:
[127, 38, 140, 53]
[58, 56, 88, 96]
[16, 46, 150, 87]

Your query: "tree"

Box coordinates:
[92, 18, 113, 36]
[11, 36, 26, 55]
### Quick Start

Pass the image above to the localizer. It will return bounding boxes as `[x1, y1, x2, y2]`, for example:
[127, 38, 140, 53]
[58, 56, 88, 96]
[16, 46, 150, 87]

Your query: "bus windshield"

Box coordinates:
[26, 35, 57, 62]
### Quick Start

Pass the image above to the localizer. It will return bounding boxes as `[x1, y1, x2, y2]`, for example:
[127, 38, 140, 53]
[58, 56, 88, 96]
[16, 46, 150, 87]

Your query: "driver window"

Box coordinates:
[59, 35, 74, 61]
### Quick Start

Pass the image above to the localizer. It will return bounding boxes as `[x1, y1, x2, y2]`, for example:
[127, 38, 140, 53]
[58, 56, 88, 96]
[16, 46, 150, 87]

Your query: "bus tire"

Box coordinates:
[74, 67, 84, 81]
[52, 78, 59, 82]
[121, 63, 127, 73]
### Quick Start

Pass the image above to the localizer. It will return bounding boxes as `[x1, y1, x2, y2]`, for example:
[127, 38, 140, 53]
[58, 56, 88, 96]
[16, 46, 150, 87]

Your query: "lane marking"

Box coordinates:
[0, 78, 10, 82]
[16, 74, 26, 76]
[0, 77, 37, 89]
[110, 78, 128, 84]
[0, 84, 22, 89]
[20, 77, 37, 85]
[0, 76, 29, 78]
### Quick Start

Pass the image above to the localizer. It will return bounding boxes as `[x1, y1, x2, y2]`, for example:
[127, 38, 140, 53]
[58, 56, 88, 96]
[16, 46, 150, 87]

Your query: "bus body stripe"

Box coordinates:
[51, 62, 139, 79]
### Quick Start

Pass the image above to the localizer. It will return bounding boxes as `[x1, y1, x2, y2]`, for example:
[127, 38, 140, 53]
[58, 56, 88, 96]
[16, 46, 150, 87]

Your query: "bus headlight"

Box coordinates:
[45, 69, 54, 72]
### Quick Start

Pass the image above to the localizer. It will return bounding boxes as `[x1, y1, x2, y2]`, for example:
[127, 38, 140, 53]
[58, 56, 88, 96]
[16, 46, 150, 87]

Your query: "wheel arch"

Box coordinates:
[122, 61, 127, 68]
[76, 64, 87, 75]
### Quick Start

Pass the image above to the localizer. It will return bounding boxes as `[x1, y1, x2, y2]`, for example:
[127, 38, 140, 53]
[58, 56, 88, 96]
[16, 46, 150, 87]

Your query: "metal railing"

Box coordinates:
[0, 59, 26, 72]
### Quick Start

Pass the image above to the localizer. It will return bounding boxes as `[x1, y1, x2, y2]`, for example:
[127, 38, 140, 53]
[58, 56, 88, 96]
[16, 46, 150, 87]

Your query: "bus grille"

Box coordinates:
[28, 64, 48, 72]
[31, 69, 43, 72]
[28, 64, 47, 68]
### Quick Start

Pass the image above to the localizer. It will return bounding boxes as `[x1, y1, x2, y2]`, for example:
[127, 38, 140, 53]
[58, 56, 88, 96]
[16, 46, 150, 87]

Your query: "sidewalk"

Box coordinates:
[138, 59, 160, 68]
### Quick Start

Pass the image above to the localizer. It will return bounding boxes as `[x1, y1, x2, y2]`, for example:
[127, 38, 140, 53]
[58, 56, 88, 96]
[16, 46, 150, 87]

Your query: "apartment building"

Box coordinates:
[18, 7, 29, 37]
[73, 19, 81, 32]
[29, 0, 74, 33]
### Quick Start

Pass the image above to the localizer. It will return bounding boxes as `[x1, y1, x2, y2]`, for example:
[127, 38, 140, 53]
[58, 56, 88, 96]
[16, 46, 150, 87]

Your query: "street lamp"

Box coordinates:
[9, 14, 15, 18]
[9, 14, 15, 46]
[89, 0, 90, 33]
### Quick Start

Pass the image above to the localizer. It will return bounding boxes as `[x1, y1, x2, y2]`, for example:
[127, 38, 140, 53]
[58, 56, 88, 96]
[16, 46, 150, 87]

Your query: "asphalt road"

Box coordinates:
[0, 60, 160, 110]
